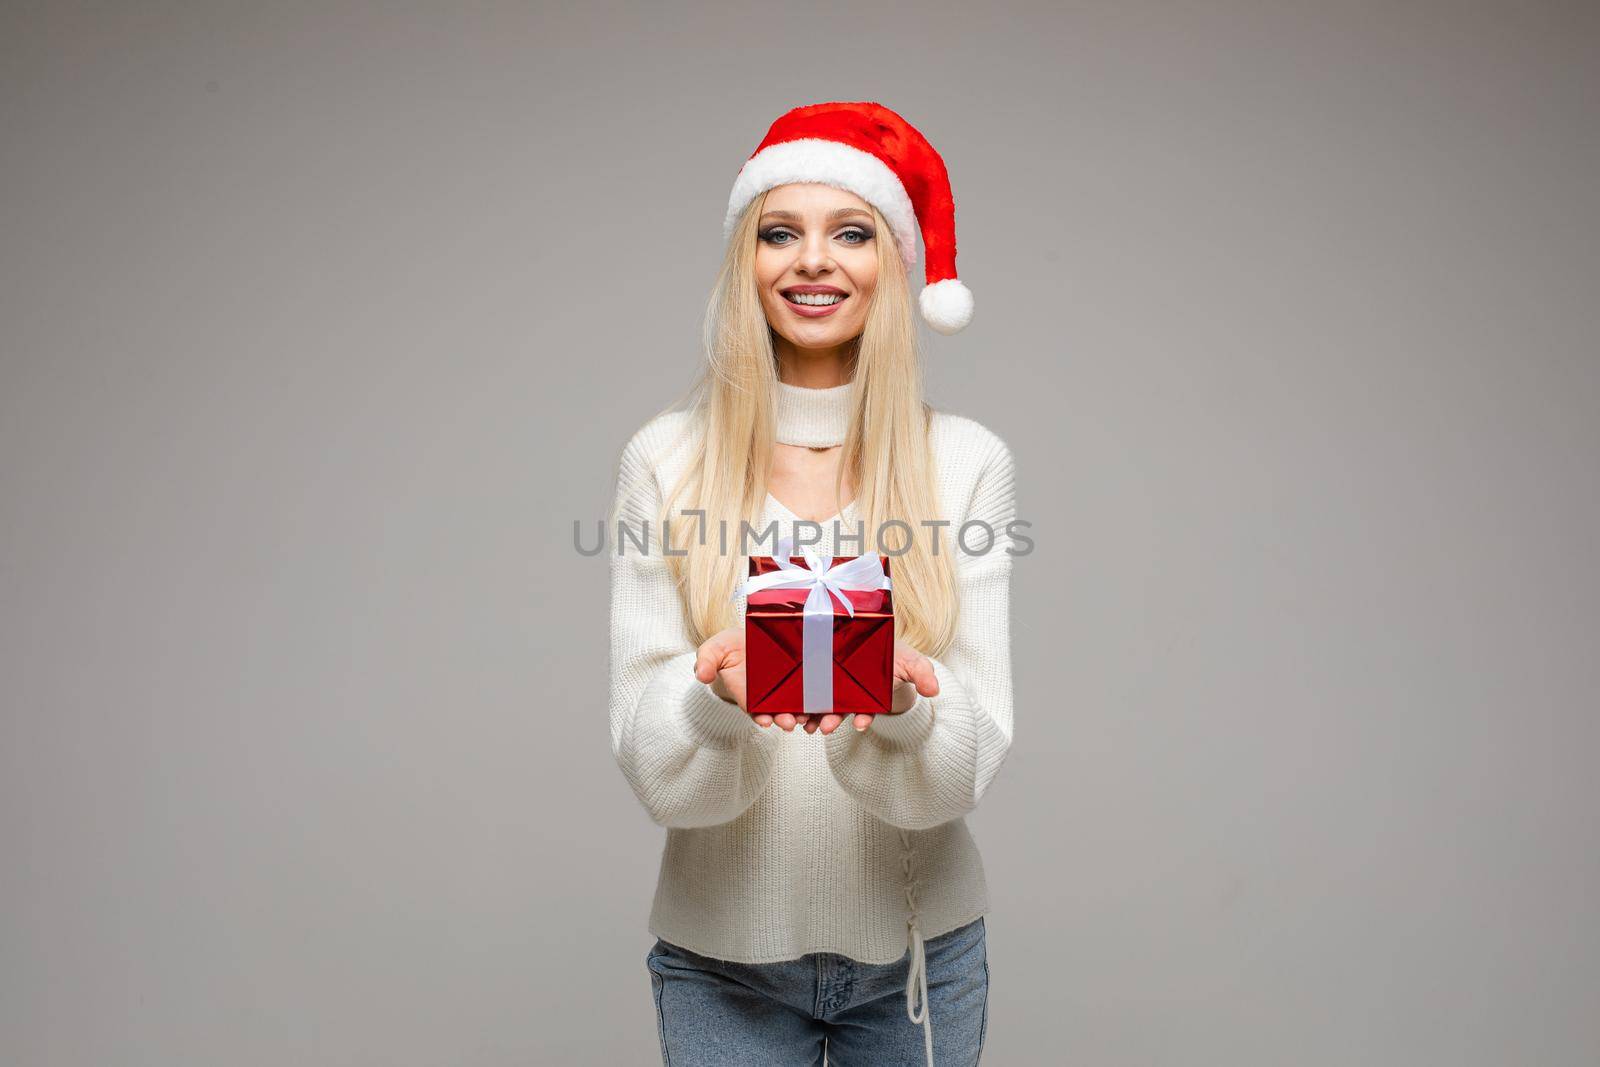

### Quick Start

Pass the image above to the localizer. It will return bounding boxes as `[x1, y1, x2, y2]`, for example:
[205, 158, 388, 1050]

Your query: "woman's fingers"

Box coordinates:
[759, 713, 813, 732]
[694, 630, 735, 683]
[749, 711, 882, 733]
[895, 641, 940, 698]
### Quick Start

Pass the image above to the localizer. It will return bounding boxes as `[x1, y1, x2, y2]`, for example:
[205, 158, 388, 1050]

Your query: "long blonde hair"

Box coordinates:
[649, 190, 959, 656]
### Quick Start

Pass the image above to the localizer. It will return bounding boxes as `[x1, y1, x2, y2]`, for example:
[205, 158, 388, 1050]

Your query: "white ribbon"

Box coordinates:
[732, 535, 892, 713]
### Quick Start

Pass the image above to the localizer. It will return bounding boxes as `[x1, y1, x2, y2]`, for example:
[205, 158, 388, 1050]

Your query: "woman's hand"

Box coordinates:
[693, 627, 812, 732]
[806, 639, 939, 736]
[693, 626, 750, 711]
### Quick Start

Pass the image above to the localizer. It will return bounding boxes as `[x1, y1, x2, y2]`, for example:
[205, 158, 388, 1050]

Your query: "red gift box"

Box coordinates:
[743, 552, 894, 715]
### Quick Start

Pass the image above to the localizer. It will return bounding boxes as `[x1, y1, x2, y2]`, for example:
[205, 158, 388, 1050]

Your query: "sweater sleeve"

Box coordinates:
[821, 433, 1018, 830]
[607, 422, 780, 829]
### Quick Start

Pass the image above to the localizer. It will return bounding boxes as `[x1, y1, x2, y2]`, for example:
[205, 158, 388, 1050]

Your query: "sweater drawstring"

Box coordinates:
[898, 829, 935, 1067]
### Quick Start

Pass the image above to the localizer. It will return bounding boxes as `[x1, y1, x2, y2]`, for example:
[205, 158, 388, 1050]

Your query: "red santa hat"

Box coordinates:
[723, 101, 975, 336]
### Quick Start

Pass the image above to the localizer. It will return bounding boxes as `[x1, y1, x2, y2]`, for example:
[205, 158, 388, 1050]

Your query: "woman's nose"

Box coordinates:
[796, 231, 833, 274]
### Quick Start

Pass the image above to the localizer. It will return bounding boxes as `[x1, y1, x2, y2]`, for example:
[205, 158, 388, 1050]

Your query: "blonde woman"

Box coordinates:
[608, 102, 1017, 1067]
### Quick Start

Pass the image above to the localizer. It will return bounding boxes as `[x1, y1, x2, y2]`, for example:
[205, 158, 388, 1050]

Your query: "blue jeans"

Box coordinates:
[644, 916, 988, 1066]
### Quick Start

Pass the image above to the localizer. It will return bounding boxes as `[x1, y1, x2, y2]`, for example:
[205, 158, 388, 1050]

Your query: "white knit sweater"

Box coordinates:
[606, 380, 1017, 1054]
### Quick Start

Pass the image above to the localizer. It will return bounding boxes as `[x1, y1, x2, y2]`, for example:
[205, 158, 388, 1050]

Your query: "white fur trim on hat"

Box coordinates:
[919, 278, 974, 334]
[724, 139, 920, 270]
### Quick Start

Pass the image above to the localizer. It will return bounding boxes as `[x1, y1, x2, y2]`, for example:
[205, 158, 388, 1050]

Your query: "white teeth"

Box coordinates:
[787, 292, 844, 306]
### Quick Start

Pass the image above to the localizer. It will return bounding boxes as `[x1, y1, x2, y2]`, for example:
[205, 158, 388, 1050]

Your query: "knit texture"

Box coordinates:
[606, 401, 1017, 971]
[773, 378, 854, 446]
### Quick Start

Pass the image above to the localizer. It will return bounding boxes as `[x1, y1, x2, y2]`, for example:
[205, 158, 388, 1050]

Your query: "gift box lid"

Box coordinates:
[743, 553, 893, 615]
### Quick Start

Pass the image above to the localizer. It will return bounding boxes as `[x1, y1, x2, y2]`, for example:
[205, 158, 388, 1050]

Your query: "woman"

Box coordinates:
[607, 102, 1016, 1066]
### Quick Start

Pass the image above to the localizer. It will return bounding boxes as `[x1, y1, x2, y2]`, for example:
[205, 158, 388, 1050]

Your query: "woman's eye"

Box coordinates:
[759, 227, 874, 246]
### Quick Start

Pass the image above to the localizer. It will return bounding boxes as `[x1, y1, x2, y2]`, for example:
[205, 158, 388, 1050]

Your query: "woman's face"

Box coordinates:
[754, 183, 880, 353]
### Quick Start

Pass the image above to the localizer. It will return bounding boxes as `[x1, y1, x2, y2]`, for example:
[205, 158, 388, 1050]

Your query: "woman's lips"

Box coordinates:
[781, 292, 848, 318]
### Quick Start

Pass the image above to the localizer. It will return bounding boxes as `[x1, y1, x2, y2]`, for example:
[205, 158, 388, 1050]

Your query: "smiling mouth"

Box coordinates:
[782, 291, 848, 307]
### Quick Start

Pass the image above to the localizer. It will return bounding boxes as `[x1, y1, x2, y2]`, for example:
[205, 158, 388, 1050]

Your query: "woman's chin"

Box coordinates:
[775, 321, 861, 349]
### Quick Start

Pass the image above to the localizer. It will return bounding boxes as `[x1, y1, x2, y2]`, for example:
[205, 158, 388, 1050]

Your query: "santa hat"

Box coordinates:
[723, 101, 974, 336]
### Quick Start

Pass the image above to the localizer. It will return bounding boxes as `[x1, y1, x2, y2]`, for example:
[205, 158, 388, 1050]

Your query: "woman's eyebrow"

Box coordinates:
[760, 208, 874, 223]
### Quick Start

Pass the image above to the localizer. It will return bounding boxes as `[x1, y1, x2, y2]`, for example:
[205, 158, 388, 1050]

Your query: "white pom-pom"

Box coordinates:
[919, 278, 974, 335]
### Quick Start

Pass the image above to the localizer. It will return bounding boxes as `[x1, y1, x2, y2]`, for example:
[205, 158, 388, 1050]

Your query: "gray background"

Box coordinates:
[3, 2, 1597, 1064]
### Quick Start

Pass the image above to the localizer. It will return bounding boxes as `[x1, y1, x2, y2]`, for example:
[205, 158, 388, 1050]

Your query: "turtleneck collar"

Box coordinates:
[774, 378, 853, 448]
